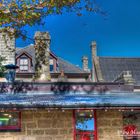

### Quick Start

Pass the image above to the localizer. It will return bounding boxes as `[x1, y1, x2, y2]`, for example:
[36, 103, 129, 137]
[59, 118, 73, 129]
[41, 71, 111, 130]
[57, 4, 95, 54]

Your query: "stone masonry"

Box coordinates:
[96, 110, 123, 140]
[0, 29, 15, 65]
[0, 110, 73, 140]
[34, 31, 51, 81]
[0, 110, 125, 140]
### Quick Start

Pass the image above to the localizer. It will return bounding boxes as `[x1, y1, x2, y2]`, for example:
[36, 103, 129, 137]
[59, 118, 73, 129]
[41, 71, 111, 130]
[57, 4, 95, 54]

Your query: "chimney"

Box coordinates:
[82, 56, 89, 72]
[91, 41, 97, 82]
[90, 41, 104, 82]
[114, 71, 135, 85]
[91, 41, 97, 59]
[34, 31, 51, 81]
[121, 71, 135, 85]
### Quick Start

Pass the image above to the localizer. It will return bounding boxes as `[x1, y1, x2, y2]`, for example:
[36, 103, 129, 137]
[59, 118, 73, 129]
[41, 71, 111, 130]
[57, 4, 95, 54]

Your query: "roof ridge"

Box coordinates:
[16, 44, 34, 51]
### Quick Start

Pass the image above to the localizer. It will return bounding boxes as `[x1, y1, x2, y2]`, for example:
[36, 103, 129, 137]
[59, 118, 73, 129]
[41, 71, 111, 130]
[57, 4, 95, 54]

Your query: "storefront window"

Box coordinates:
[74, 110, 97, 140]
[0, 111, 21, 131]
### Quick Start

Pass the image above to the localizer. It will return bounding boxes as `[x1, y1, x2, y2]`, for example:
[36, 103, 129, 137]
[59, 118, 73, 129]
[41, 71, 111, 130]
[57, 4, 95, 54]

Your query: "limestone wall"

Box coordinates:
[0, 110, 125, 140]
[0, 110, 73, 140]
[96, 110, 123, 140]
[0, 31, 15, 65]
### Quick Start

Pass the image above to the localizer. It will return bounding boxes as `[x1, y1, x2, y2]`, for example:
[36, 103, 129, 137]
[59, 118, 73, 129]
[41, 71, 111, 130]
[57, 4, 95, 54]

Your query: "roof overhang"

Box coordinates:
[0, 93, 139, 109]
[0, 82, 139, 109]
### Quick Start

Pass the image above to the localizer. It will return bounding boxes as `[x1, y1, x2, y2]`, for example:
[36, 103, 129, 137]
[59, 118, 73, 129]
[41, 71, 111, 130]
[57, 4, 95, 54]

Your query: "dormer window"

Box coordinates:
[19, 58, 28, 71]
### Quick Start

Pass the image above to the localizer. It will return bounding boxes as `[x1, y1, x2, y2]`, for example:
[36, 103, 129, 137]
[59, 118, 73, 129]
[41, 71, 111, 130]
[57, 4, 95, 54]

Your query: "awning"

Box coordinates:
[0, 93, 139, 109]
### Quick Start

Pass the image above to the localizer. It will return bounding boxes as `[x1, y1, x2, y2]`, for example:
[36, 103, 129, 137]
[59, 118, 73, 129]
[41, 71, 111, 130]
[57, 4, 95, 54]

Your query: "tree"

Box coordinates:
[0, 56, 6, 77]
[0, 0, 106, 38]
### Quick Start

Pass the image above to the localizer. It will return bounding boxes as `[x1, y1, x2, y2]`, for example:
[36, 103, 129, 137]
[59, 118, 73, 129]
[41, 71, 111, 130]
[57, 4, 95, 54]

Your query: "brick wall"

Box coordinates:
[96, 110, 123, 140]
[0, 110, 73, 140]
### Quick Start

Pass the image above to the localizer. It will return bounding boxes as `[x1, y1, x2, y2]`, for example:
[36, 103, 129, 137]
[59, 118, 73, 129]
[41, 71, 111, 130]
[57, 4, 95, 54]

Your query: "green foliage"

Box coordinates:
[123, 113, 138, 125]
[0, 0, 106, 47]
[0, 56, 6, 77]
[0, 0, 105, 33]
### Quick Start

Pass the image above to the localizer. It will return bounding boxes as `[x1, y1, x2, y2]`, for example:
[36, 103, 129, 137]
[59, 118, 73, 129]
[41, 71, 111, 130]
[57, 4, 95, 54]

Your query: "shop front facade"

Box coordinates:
[0, 109, 139, 140]
[0, 82, 139, 140]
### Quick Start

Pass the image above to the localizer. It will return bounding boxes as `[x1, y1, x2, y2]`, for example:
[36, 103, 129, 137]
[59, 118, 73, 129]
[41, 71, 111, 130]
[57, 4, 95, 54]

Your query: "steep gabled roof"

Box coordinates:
[16, 44, 35, 59]
[99, 57, 140, 84]
[16, 45, 87, 74]
[57, 57, 86, 73]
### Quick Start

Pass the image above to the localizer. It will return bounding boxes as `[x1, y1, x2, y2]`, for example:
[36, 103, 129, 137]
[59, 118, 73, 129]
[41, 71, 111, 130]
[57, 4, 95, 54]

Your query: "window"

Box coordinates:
[50, 59, 54, 72]
[20, 58, 28, 71]
[74, 110, 97, 140]
[0, 111, 21, 131]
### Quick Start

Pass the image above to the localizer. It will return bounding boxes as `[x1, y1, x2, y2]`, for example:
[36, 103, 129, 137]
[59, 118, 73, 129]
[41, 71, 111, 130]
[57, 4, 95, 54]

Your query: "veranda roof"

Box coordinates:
[0, 82, 139, 109]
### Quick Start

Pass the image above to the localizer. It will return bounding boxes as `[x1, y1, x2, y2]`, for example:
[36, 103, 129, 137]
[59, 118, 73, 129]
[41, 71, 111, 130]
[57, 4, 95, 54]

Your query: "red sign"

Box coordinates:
[123, 125, 137, 135]
[80, 135, 90, 140]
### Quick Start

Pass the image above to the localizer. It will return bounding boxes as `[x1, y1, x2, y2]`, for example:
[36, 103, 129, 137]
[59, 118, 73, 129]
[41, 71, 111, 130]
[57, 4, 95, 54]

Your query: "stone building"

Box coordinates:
[0, 31, 140, 140]
[15, 32, 90, 82]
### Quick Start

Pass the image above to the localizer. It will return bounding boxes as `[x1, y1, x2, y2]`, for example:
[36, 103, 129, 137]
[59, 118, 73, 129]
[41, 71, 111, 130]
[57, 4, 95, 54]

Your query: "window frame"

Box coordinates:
[19, 58, 29, 71]
[50, 59, 54, 72]
[0, 111, 21, 131]
[73, 109, 98, 140]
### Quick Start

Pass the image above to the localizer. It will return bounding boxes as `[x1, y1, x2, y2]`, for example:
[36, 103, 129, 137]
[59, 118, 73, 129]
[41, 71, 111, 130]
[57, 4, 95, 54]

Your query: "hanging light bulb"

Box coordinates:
[90, 114, 92, 117]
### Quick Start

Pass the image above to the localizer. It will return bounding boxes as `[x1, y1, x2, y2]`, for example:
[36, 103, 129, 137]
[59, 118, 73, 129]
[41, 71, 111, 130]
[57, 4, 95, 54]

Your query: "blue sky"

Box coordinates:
[16, 0, 140, 68]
